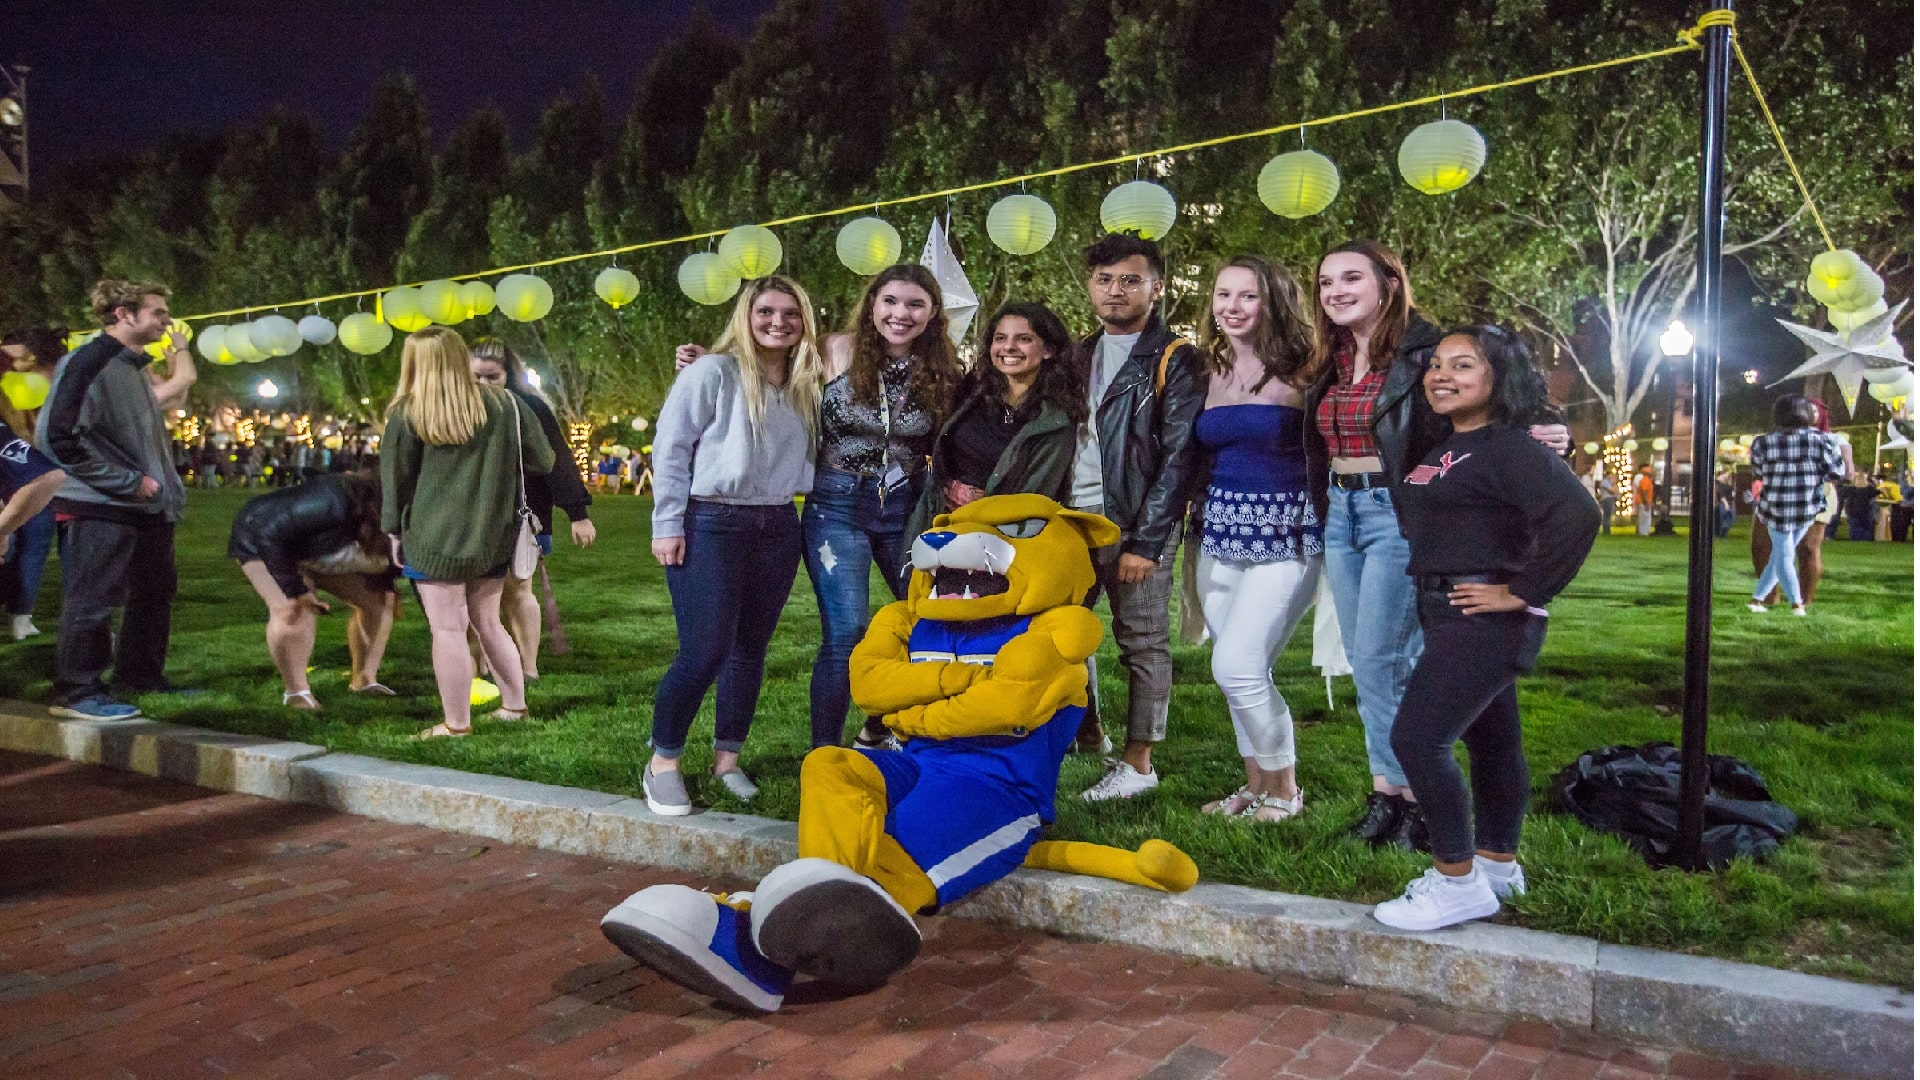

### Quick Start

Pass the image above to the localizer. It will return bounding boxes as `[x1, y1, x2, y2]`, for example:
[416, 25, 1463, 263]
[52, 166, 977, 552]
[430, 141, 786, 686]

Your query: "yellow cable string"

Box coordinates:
[1730, 42, 1836, 251]
[182, 26, 1715, 323]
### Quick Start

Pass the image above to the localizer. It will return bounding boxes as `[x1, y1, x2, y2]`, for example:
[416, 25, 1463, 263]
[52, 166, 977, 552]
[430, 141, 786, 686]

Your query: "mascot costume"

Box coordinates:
[601, 495, 1198, 1012]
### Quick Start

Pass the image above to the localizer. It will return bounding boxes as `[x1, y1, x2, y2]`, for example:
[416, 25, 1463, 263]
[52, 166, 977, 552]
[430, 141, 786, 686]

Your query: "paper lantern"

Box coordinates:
[0, 370, 49, 411]
[418, 280, 467, 325]
[298, 315, 337, 346]
[1100, 181, 1178, 240]
[630, 416, 647, 431]
[1829, 300, 1889, 333]
[381, 287, 431, 332]
[225, 323, 268, 363]
[594, 267, 641, 309]
[1652, 437, 1670, 452]
[1868, 371, 1914, 403]
[495, 274, 555, 322]
[1622, 439, 1639, 452]
[1719, 438, 1737, 452]
[677, 253, 741, 306]
[1397, 119, 1487, 195]
[338, 312, 394, 355]
[252, 314, 302, 357]
[64, 330, 101, 353]
[718, 225, 782, 278]
[1864, 363, 1910, 385]
[1809, 249, 1859, 289]
[985, 194, 1057, 255]
[1582, 441, 1600, 455]
[835, 217, 903, 275]
[197, 324, 230, 363]
[460, 280, 496, 319]
[1257, 150, 1341, 219]
[1737, 434, 1755, 447]
[1830, 269, 1885, 313]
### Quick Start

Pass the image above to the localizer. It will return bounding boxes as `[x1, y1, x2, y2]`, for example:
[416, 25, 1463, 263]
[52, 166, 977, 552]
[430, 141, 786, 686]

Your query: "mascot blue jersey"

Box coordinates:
[859, 613, 1085, 907]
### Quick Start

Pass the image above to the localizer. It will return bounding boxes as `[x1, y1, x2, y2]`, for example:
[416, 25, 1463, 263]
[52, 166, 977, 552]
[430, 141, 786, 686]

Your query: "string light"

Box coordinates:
[567, 421, 592, 484]
[1602, 424, 1635, 518]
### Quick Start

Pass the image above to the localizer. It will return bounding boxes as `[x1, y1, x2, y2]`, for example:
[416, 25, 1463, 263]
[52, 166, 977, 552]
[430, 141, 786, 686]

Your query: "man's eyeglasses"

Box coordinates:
[1090, 273, 1152, 292]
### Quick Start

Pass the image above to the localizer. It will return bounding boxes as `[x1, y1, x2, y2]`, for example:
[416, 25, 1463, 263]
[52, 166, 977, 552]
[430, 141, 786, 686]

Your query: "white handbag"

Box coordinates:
[509, 396, 542, 580]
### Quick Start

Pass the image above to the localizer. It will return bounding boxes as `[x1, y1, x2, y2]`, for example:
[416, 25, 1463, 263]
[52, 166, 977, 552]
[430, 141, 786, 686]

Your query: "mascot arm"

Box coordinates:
[883, 609, 1100, 740]
[850, 601, 988, 714]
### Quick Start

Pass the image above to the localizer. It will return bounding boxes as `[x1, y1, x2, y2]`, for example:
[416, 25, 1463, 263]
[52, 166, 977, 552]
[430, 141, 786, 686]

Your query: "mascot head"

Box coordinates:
[906, 494, 1120, 622]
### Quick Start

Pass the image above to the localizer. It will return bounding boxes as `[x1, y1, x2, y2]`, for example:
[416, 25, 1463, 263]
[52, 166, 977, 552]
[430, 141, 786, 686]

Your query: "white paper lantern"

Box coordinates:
[985, 194, 1057, 255]
[1867, 371, 1914, 403]
[252, 314, 302, 357]
[225, 323, 268, 363]
[1100, 181, 1178, 240]
[297, 315, 337, 346]
[1397, 119, 1488, 195]
[594, 267, 641, 308]
[718, 225, 783, 278]
[197, 325, 231, 363]
[1864, 363, 1911, 385]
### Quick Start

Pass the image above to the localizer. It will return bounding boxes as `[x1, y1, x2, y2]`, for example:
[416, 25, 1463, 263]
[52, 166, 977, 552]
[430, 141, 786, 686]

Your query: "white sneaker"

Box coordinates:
[1080, 759, 1159, 802]
[1746, 601, 1768, 613]
[1373, 868, 1502, 931]
[10, 614, 37, 641]
[1473, 856, 1526, 898]
[1790, 604, 1808, 617]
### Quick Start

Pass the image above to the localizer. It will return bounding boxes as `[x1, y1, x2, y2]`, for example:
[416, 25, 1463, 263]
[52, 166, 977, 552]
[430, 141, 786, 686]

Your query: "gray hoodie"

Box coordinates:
[36, 335, 186, 523]
[650, 353, 815, 539]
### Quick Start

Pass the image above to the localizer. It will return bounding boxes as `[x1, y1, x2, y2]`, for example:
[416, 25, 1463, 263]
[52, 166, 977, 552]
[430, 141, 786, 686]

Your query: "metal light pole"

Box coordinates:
[1655, 320, 1695, 535]
[1677, 4, 1733, 873]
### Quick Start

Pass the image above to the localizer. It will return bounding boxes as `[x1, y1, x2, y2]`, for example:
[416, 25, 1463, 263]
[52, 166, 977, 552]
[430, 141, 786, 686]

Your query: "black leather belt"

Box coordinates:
[1330, 471, 1390, 491]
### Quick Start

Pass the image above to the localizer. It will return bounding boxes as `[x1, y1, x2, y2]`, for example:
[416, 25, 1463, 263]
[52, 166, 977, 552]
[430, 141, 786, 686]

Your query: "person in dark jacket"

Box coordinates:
[1070, 234, 1208, 803]
[905, 302, 1085, 544]
[470, 338, 596, 681]
[230, 472, 400, 709]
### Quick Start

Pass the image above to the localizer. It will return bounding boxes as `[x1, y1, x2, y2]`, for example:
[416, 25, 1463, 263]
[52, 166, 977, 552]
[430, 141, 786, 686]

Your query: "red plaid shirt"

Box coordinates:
[1316, 342, 1385, 459]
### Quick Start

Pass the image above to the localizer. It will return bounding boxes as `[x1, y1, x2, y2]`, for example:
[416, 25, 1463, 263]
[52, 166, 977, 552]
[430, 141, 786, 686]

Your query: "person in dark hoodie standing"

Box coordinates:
[1070, 234, 1208, 803]
[37, 280, 195, 720]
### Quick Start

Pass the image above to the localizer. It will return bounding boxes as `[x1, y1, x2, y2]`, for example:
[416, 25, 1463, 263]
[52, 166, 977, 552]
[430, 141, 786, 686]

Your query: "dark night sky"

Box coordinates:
[0, 1, 783, 178]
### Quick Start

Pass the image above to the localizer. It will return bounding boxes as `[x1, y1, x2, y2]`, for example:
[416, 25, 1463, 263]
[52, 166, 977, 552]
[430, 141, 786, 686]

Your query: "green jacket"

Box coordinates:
[904, 388, 1078, 547]
[381, 387, 556, 581]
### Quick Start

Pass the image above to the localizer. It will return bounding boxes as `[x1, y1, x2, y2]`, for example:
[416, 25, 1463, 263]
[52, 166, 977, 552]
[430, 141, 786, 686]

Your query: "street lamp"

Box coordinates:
[257, 378, 279, 399]
[1654, 319, 1695, 535]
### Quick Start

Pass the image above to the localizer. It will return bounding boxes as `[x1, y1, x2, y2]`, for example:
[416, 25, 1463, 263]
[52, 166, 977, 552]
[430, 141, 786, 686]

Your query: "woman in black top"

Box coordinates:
[1371, 326, 1600, 933]
[904, 302, 1086, 543]
[229, 471, 400, 709]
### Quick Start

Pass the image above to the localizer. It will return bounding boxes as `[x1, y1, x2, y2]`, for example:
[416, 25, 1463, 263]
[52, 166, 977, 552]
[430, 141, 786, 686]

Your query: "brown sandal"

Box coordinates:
[411, 722, 471, 740]
[489, 707, 530, 722]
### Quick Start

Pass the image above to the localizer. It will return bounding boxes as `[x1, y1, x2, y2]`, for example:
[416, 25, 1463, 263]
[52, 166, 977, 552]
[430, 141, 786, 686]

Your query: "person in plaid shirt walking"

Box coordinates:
[1747, 394, 1847, 616]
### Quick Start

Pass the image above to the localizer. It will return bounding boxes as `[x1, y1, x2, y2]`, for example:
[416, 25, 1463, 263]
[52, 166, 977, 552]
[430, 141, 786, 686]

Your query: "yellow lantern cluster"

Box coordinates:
[678, 252, 742, 306]
[418, 280, 467, 325]
[338, 312, 394, 355]
[1807, 249, 1887, 333]
[1100, 180, 1178, 240]
[144, 319, 193, 360]
[1397, 119, 1487, 195]
[986, 194, 1057, 255]
[594, 267, 641, 308]
[0, 370, 50, 410]
[836, 216, 902, 275]
[461, 280, 496, 318]
[496, 274, 555, 322]
[1257, 150, 1341, 219]
[718, 225, 782, 278]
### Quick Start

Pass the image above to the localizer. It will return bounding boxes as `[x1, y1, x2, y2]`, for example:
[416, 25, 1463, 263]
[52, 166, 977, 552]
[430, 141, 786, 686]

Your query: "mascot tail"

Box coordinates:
[1023, 838, 1199, 893]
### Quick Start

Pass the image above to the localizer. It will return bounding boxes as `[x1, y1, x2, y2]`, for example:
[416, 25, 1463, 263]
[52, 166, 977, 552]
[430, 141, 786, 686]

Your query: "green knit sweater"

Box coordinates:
[381, 387, 557, 581]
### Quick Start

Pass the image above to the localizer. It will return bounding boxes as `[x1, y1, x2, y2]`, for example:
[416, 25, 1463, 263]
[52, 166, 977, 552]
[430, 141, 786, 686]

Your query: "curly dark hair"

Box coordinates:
[1084, 233, 1164, 279]
[1439, 325, 1558, 427]
[3, 326, 70, 368]
[969, 303, 1088, 424]
[843, 264, 963, 425]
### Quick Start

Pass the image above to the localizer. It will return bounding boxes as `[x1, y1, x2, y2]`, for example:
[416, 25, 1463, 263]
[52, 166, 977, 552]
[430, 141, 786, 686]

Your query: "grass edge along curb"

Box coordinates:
[2, 703, 1908, 1080]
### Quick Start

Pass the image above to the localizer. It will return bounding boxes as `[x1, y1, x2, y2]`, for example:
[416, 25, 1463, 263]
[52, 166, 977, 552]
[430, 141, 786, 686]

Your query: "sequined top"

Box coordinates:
[817, 356, 936, 477]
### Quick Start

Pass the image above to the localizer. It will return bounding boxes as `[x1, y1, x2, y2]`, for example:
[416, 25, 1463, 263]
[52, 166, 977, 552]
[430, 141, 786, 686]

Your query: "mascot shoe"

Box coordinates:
[750, 858, 920, 988]
[600, 885, 792, 1013]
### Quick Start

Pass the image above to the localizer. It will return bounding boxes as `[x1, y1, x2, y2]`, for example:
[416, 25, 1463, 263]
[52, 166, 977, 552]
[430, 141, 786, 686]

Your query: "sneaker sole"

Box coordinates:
[1372, 893, 1502, 932]
[752, 861, 919, 988]
[1081, 780, 1159, 803]
[599, 907, 780, 1013]
[48, 705, 141, 720]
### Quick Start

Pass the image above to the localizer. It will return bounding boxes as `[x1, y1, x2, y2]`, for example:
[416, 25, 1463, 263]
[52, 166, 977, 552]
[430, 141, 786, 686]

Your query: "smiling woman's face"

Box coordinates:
[1425, 334, 1495, 426]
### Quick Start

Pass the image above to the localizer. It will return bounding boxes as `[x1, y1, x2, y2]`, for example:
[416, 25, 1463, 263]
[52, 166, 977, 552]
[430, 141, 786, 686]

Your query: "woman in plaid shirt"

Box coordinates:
[1748, 394, 1847, 616]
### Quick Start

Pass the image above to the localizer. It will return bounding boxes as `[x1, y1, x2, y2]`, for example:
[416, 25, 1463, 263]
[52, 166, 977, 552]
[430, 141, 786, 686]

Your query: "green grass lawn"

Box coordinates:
[3, 490, 1910, 987]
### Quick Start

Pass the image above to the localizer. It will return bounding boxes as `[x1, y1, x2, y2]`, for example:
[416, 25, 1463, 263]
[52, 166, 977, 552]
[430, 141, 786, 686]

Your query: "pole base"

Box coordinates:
[1652, 519, 1678, 536]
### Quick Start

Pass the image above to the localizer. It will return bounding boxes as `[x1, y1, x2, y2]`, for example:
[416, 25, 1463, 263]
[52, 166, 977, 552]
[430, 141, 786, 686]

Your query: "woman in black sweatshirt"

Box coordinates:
[1372, 325, 1600, 932]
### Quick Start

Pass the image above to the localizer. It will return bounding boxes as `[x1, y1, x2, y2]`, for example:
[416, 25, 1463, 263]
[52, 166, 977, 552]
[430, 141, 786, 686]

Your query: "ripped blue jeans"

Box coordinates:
[802, 467, 921, 747]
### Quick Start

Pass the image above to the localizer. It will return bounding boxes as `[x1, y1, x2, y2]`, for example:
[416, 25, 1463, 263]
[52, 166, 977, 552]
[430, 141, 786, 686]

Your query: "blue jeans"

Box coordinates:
[802, 467, 919, 747]
[1754, 519, 1813, 606]
[1, 506, 54, 616]
[1323, 485, 1422, 788]
[652, 501, 803, 757]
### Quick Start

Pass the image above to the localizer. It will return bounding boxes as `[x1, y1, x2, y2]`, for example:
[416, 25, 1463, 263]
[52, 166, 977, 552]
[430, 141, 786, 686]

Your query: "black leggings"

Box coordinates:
[1389, 603, 1546, 865]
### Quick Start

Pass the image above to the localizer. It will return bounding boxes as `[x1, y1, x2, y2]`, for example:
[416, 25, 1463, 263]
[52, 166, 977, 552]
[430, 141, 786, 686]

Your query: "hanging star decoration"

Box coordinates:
[1774, 299, 1910, 415]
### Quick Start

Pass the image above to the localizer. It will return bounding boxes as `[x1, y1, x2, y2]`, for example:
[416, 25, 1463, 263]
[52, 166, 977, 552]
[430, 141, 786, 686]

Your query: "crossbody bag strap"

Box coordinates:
[508, 393, 533, 524]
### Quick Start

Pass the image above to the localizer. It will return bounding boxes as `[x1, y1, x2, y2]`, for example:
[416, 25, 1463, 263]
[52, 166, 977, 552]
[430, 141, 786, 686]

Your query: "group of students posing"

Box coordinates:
[645, 232, 1599, 932]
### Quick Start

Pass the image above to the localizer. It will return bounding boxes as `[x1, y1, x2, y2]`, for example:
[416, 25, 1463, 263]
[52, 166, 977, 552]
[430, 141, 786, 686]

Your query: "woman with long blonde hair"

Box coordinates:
[382, 327, 555, 739]
[647, 276, 821, 814]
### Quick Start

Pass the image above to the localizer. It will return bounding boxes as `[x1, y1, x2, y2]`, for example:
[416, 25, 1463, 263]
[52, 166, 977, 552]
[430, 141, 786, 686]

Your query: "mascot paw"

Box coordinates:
[601, 885, 791, 1013]
[751, 858, 920, 988]
[1135, 840, 1200, 893]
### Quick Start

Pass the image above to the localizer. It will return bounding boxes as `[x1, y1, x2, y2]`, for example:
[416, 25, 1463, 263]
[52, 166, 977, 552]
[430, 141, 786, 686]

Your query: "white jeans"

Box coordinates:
[1196, 552, 1321, 770]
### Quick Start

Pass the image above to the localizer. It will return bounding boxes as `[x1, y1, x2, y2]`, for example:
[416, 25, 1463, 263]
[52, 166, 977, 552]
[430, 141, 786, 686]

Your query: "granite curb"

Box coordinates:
[2, 703, 1908, 1079]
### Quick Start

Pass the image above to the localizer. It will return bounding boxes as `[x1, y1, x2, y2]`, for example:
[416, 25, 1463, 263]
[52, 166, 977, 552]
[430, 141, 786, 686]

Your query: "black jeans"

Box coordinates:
[54, 516, 178, 704]
[1389, 581, 1546, 865]
[650, 500, 803, 757]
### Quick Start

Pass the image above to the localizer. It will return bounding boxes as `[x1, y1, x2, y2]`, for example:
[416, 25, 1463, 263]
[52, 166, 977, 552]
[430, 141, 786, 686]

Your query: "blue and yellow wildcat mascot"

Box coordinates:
[601, 495, 1197, 1012]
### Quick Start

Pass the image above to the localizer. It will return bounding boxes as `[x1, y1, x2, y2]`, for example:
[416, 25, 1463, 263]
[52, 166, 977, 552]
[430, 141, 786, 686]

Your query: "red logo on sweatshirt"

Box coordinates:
[1406, 451, 1472, 486]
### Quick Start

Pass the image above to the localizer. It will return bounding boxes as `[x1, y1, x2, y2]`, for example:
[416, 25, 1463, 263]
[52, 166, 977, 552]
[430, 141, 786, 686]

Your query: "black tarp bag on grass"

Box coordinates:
[1554, 742, 1798, 869]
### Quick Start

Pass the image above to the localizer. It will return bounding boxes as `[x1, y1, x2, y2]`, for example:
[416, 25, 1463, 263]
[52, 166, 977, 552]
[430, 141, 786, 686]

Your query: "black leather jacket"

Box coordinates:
[1301, 317, 1447, 518]
[1078, 313, 1207, 560]
[226, 474, 385, 599]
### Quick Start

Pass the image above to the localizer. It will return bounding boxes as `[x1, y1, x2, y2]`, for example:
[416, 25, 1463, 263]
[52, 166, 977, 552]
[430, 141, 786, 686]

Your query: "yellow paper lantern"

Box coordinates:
[1397, 119, 1488, 195]
[1623, 439, 1640, 452]
[380, 287, 431, 332]
[1719, 438, 1737, 452]
[1829, 300, 1889, 334]
[225, 323, 268, 363]
[418, 280, 467, 325]
[1868, 371, 1914, 403]
[1830, 269, 1885, 313]
[495, 274, 555, 322]
[594, 267, 641, 308]
[0, 370, 50, 411]
[460, 280, 496, 319]
[985, 194, 1057, 255]
[1582, 441, 1600, 455]
[1738, 434, 1755, 447]
[677, 252, 742, 306]
[1809, 249, 1863, 290]
[338, 312, 394, 355]
[1099, 180, 1178, 240]
[197, 324, 231, 363]
[835, 217, 903, 275]
[143, 319, 194, 360]
[64, 330, 100, 353]
[1257, 150, 1341, 219]
[718, 225, 782, 278]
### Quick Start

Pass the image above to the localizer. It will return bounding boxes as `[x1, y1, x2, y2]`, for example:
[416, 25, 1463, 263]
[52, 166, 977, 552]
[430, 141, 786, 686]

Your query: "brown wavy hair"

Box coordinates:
[1311, 240, 1415, 375]
[1198, 254, 1317, 391]
[843, 264, 962, 424]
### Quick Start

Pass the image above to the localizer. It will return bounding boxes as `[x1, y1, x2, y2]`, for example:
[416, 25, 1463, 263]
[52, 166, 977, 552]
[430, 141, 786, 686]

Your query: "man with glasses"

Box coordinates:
[1069, 234, 1206, 802]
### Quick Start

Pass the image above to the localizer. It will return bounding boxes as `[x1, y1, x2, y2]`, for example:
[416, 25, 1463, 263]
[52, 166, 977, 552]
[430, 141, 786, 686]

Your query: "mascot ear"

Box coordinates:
[1056, 509, 1121, 550]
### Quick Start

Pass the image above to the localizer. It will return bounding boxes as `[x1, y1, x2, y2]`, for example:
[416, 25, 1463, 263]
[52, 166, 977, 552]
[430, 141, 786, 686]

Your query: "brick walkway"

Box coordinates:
[0, 751, 1826, 1080]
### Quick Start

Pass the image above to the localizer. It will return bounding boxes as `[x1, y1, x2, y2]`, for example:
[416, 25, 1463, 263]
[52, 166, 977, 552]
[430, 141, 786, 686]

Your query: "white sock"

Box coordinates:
[1475, 856, 1519, 878]
[1441, 868, 1482, 887]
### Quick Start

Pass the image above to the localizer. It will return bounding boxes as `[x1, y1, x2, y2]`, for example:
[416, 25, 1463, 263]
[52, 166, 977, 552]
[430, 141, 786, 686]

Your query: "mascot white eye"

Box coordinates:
[994, 517, 1049, 540]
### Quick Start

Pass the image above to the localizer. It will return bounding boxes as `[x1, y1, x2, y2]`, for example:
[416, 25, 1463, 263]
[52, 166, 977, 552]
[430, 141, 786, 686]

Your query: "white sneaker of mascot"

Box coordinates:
[601, 494, 1199, 1011]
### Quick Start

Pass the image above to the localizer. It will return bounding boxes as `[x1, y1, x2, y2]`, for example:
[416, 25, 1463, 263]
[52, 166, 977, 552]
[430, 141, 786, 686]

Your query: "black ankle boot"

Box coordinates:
[1347, 791, 1402, 843]
[1379, 798, 1430, 853]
